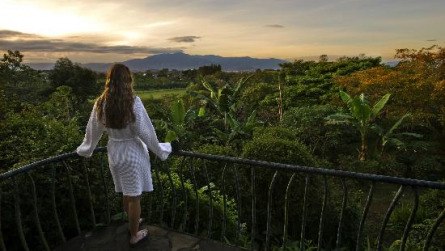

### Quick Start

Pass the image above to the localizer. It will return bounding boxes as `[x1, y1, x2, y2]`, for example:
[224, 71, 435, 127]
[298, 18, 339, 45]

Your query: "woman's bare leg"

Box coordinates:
[126, 195, 141, 237]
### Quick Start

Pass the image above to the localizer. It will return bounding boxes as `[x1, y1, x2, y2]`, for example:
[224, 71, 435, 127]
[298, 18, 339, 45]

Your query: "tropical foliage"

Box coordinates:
[1, 47, 444, 250]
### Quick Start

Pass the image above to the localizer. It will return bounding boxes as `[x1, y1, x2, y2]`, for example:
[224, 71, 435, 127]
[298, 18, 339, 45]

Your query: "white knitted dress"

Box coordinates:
[76, 96, 171, 196]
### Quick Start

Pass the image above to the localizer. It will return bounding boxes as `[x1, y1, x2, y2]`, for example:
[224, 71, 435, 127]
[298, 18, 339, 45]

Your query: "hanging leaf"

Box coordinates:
[198, 107, 205, 117]
[165, 130, 178, 142]
[170, 99, 185, 125]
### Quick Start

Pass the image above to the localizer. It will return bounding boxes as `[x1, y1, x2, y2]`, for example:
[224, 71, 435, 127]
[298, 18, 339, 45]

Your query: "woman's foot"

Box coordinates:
[128, 218, 144, 234]
[129, 229, 149, 247]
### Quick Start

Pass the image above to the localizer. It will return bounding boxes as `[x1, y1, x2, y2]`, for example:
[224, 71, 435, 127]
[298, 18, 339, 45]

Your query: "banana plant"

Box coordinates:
[372, 113, 422, 156]
[327, 91, 391, 161]
[163, 99, 205, 142]
[188, 75, 252, 131]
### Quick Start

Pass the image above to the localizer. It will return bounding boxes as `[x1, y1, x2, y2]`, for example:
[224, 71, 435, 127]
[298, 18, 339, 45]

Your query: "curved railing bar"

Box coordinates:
[356, 182, 375, 251]
[28, 173, 50, 251]
[165, 160, 177, 228]
[203, 160, 213, 238]
[82, 159, 96, 227]
[99, 153, 111, 225]
[423, 209, 445, 251]
[336, 178, 348, 249]
[175, 150, 445, 190]
[189, 158, 199, 235]
[233, 166, 242, 242]
[377, 185, 405, 250]
[13, 177, 29, 251]
[153, 158, 165, 223]
[179, 157, 188, 232]
[220, 163, 227, 240]
[0, 148, 107, 181]
[250, 167, 257, 251]
[63, 161, 81, 235]
[2, 148, 445, 190]
[283, 173, 297, 248]
[51, 165, 66, 243]
[317, 175, 328, 251]
[265, 170, 279, 251]
[400, 186, 419, 251]
[300, 175, 310, 251]
[0, 187, 6, 251]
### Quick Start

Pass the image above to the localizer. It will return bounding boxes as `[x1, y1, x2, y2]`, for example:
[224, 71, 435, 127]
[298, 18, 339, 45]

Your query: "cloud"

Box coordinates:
[0, 30, 182, 54]
[265, 24, 285, 28]
[426, 39, 437, 41]
[0, 30, 42, 39]
[168, 36, 201, 43]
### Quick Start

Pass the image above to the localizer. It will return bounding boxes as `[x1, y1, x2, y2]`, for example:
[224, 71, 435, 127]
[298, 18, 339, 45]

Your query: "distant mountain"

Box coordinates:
[27, 52, 287, 72]
[384, 61, 400, 67]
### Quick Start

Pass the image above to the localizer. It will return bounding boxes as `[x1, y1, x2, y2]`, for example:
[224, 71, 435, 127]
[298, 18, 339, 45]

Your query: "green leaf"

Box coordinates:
[387, 138, 405, 147]
[201, 78, 215, 93]
[399, 132, 423, 138]
[170, 99, 185, 125]
[339, 90, 353, 107]
[386, 113, 410, 136]
[227, 112, 239, 129]
[371, 93, 391, 118]
[325, 113, 354, 124]
[198, 107, 205, 117]
[164, 130, 178, 142]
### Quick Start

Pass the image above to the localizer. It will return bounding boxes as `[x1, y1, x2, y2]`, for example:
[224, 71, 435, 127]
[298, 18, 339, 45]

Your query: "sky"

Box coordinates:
[0, 0, 444, 63]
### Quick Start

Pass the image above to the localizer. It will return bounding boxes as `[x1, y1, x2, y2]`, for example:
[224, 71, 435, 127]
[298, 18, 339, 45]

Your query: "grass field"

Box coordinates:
[136, 89, 186, 101]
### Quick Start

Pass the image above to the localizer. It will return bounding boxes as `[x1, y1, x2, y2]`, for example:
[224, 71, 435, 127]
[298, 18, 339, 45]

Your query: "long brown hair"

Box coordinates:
[96, 64, 135, 129]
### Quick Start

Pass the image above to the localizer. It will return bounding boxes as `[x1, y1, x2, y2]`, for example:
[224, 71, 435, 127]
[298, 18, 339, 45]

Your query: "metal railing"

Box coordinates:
[0, 148, 444, 251]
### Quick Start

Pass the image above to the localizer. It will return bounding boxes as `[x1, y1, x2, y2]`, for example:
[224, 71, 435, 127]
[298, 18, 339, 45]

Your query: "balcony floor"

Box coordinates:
[54, 223, 247, 251]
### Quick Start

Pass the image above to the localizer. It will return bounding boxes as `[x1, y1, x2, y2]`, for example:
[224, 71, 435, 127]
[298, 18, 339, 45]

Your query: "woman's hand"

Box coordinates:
[171, 140, 180, 152]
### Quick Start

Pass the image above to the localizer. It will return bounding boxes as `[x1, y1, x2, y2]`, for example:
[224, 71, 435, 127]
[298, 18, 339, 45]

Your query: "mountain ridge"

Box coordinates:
[27, 52, 287, 72]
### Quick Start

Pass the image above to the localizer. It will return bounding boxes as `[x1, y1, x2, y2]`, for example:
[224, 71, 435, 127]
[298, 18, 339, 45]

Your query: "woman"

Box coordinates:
[76, 63, 171, 246]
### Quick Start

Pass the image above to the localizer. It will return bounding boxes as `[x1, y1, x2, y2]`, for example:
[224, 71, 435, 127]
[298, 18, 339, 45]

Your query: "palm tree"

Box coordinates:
[327, 91, 390, 161]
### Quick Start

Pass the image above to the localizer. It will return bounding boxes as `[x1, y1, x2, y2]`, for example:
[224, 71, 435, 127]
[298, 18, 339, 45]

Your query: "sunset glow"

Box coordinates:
[0, 0, 443, 63]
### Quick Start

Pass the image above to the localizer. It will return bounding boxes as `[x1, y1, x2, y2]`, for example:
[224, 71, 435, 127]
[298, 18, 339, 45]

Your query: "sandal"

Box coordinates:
[127, 218, 144, 235]
[129, 229, 149, 248]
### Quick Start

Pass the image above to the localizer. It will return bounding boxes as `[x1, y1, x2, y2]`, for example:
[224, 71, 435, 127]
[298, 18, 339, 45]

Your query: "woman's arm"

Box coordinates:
[132, 97, 171, 160]
[76, 103, 105, 157]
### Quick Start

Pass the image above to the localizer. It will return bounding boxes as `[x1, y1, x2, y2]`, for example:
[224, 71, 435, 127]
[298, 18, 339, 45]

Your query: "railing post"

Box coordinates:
[423, 209, 445, 251]
[400, 186, 419, 251]
[154, 157, 165, 224]
[203, 160, 213, 238]
[0, 186, 6, 251]
[63, 161, 81, 235]
[189, 158, 200, 235]
[82, 159, 96, 227]
[233, 166, 242, 243]
[377, 185, 405, 250]
[283, 173, 296, 248]
[99, 152, 111, 224]
[336, 178, 348, 249]
[28, 173, 50, 251]
[251, 167, 257, 251]
[356, 181, 375, 251]
[179, 157, 188, 232]
[265, 170, 279, 251]
[221, 164, 227, 241]
[317, 175, 328, 251]
[165, 160, 177, 228]
[300, 175, 310, 251]
[13, 177, 29, 251]
[51, 165, 66, 243]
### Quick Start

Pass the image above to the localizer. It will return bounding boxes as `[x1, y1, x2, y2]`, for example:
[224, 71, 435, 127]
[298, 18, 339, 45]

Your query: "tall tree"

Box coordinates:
[49, 58, 100, 105]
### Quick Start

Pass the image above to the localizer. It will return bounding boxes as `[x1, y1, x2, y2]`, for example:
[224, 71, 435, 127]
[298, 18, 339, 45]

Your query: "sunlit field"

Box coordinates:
[136, 89, 186, 101]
